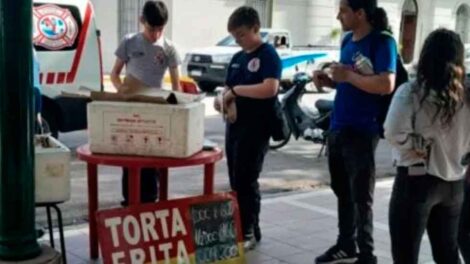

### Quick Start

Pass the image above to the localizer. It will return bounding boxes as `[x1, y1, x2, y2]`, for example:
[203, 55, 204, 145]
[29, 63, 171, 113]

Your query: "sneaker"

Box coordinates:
[315, 244, 357, 264]
[355, 255, 377, 264]
[243, 233, 257, 251]
[254, 224, 262, 242]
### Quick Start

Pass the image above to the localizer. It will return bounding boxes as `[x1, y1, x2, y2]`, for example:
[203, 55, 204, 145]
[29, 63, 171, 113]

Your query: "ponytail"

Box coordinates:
[347, 0, 391, 32]
[370, 7, 391, 33]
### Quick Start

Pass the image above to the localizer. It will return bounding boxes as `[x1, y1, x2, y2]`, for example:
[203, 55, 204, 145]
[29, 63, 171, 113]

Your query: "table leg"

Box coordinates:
[159, 168, 169, 201]
[128, 167, 141, 206]
[204, 163, 215, 195]
[87, 163, 99, 259]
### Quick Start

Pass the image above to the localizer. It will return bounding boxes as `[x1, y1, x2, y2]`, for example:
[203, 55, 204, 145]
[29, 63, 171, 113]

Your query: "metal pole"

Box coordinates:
[0, 0, 41, 260]
[267, 0, 274, 28]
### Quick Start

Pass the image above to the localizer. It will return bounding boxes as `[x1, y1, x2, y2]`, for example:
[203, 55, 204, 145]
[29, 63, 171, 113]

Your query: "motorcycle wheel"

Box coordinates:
[269, 128, 292, 150]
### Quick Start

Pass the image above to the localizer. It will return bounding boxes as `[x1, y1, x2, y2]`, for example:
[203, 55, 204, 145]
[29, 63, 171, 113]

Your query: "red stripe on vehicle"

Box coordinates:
[40, 73, 44, 84]
[46, 73, 55, 84]
[57, 72, 66, 84]
[67, 2, 92, 83]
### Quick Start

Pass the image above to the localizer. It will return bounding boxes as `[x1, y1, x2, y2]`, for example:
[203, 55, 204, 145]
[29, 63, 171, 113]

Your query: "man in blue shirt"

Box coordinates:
[214, 6, 282, 250]
[313, 0, 397, 263]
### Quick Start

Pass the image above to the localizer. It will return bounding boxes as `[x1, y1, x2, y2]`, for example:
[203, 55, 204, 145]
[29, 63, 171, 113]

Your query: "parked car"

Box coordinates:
[183, 28, 339, 92]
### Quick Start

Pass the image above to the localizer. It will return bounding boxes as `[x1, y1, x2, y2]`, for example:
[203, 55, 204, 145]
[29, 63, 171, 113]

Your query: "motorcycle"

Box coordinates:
[270, 72, 333, 156]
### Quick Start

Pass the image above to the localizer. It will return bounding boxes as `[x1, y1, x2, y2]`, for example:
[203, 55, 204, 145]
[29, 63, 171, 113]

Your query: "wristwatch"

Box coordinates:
[229, 86, 238, 97]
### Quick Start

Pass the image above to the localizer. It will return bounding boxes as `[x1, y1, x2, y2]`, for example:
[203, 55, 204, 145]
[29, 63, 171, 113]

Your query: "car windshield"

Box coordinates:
[217, 32, 269, 46]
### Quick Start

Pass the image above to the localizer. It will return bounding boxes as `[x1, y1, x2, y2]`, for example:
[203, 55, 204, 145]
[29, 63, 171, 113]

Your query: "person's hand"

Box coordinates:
[330, 63, 352, 83]
[313, 70, 334, 89]
[223, 88, 236, 108]
[223, 88, 237, 123]
[214, 92, 223, 112]
[214, 87, 229, 112]
[116, 84, 129, 94]
[410, 149, 428, 160]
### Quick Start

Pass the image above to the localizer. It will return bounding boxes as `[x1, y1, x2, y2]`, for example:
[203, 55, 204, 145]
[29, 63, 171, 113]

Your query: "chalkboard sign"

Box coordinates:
[191, 201, 240, 263]
[96, 193, 245, 264]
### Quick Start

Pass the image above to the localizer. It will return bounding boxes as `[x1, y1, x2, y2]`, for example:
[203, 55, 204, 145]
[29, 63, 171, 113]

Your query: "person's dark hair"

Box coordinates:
[142, 1, 168, 27]
[416, 28, 468, 127]
[348, 0, 390, 32]
[227, 6, 260, 32]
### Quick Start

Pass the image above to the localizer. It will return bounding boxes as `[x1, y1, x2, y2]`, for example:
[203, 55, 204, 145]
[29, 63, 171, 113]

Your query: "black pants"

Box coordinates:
[327, 130, 379, 258]
[389, 169, 464, 264]
[226, 123, 270, 237]
[460, 181, 470, 264]
[122, 168, 159, 204]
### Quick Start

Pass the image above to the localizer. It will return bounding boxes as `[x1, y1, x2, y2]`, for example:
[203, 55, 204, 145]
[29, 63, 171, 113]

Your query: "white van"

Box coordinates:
[33, 0, 102, 137]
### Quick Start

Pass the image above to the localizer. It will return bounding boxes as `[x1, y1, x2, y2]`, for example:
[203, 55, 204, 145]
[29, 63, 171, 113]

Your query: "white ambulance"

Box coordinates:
[33, 0, 102, 137]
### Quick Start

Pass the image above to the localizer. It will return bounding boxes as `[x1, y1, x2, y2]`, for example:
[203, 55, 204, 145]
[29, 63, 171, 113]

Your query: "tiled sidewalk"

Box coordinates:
[45, 179, 435, 264]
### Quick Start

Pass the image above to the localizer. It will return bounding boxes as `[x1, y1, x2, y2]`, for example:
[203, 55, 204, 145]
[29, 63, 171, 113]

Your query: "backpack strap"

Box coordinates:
[342, 31, 395, 67]
[369, 30, 396, 67]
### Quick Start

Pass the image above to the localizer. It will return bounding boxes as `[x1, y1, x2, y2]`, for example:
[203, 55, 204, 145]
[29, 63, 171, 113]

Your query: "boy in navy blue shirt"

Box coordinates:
[214, 6, 282, 250]
[313, 0, 397, 263]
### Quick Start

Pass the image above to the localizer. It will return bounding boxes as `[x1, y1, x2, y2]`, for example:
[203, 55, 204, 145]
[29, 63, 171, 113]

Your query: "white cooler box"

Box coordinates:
[35, 136, 71, 204]
[87, 101, 205, 158]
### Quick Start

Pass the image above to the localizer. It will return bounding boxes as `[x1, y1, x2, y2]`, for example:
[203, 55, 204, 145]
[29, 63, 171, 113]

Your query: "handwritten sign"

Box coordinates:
[96, 193, 245, 264]
[191, 201, 240, 263]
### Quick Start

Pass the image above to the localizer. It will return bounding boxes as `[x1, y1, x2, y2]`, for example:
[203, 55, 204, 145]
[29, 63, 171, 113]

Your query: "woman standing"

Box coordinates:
[385, 28, 470, 264]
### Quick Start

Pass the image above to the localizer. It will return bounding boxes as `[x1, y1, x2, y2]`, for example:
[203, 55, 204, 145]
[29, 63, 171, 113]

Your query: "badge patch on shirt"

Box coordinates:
[131, 51, 145, 57]
[154, 51, 165, 65]
[247, 58, 260, 72]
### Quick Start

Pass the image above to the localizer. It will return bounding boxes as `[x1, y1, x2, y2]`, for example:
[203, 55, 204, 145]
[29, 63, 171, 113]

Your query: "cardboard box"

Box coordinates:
[87, 93, 205, 158]
[35, 136, 71, 203]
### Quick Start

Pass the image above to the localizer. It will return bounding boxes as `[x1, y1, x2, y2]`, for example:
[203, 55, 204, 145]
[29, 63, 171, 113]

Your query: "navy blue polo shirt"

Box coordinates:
[225, 43, 282, 124]
[331, 31, 397, 134]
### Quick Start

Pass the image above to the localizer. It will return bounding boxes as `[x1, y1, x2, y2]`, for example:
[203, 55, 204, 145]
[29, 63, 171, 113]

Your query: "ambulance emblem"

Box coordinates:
[247, 58, 261, 72]
[33, 4, 79, 50]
